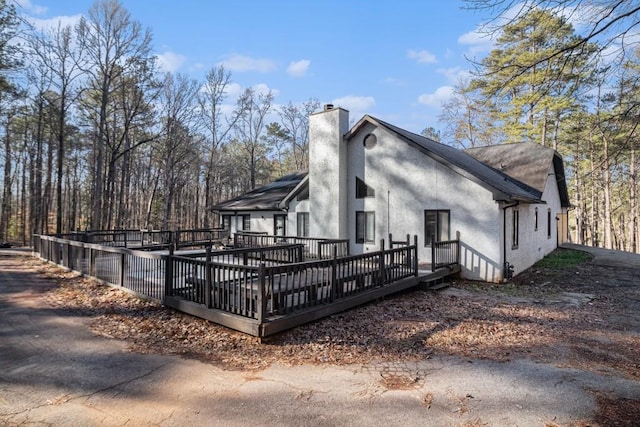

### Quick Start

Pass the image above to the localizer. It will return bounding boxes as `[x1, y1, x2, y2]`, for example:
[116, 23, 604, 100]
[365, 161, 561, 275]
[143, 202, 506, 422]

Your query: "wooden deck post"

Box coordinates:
[379, 239, 385, 285]
[257, 263, 266, 323]
[205, 246, 212, 308]
[456, 231, 461, 266]
[414, 235, 419, 276]
[330, 246, 338, 302]
[119, 252, 126, 286]
[431, 234, 436, 272]
[164, 244, 174, 298]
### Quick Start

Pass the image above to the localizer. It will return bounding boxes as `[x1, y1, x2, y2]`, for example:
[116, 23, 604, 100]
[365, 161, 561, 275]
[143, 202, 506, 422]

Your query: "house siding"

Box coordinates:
[345, 124, 504, 282]
[506, 164, 562, 276]
[216, 110, 569, 284]
[287, 198, 309, 236]
[308, 107, 350, 239]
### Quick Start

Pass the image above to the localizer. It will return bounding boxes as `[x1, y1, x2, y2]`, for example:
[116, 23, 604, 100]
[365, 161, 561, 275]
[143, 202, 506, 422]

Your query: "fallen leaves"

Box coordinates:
[22, 254, 637, 381]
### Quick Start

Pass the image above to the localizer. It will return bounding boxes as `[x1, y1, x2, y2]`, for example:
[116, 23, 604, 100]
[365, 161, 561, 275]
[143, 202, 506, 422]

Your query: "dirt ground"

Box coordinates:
[10, 248, 640, 425]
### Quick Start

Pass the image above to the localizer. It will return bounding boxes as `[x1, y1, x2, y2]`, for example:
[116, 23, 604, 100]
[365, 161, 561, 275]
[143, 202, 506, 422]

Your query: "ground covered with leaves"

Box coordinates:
[16, 248, 640, 425]
[28, 249, 638, 380]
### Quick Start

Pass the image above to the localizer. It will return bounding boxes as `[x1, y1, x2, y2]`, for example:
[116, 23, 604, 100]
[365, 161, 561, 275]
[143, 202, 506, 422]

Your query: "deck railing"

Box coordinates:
[166, 241, 418, 321]
[234, 232, 349, 259]
[43, 228, 229, 249]
[35, 234, 166, 300]
[431, 233, 461, 272]
[33, 231, 459, 337]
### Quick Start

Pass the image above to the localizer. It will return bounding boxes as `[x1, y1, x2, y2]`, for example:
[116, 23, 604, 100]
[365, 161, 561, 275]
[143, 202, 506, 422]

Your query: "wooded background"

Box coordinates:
[0, 0, 638, 254]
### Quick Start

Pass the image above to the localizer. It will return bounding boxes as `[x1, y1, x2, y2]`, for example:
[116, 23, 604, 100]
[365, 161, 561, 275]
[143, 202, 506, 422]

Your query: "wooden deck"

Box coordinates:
[164, 246, 461, 338]
[34, 231, 461, 338]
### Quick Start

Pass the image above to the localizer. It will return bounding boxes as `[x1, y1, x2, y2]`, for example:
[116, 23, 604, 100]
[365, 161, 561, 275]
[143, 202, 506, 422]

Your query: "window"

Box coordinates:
[297, 212, 309, 237]
[424, 210, 450, 246]
[221, 215, 231, 231]
[547, 209, 552, 239]
[512, 209, 519, 249]
[224, 215, 250, 232]
[356, 211, 375, 243]
[356, 177, 375, 198]
[534, 207, 538, 231]
[274, 214, 286, 237]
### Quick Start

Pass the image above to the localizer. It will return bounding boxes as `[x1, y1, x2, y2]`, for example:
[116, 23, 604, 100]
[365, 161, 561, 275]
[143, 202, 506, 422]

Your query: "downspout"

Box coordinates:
[502, 201, 519, 281]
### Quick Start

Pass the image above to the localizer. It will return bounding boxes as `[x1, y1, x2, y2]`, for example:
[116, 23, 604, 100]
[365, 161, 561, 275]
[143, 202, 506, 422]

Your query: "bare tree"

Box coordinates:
[278, 98, 319, 170]
[28, 23, 84, 233]
[197, 66, 241, 224]
[234, 87, 274, 190]
[75, 0, 154, 230]
[155, 72, 200, 230]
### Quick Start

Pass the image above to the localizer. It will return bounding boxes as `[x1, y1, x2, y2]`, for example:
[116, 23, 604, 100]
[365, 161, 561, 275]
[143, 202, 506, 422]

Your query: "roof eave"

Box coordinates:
[278, 175, 309, 209]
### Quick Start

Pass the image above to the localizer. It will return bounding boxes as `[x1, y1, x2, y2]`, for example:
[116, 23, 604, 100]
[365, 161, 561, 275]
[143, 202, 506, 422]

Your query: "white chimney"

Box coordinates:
[308, 106, 349, 239]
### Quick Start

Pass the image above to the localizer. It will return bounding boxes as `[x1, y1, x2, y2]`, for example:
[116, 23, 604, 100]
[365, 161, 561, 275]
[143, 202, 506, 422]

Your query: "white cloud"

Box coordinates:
[287, 59, 310, 77]
[437, 67, 471, 85]
[156, 51, 187, 73]
[407, 49, 437, 64]
[417, 86, 454, 108]
[16, 0, 48, 15]
[458, 29, 494, 56]
[331, 95, 376, 112]
[218, 54, 277, 73]
[252, 83, 279, 97]
[27, 14, 83, 32]
[225, 82, 243, 98]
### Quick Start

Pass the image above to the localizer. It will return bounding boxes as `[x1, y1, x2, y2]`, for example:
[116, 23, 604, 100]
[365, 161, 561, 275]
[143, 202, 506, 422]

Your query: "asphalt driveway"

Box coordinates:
[1, 247, 638, 426]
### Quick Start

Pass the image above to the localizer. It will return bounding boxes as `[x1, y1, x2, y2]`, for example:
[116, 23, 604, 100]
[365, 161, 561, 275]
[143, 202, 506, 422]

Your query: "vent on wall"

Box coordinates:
[324, 104, 334, 111]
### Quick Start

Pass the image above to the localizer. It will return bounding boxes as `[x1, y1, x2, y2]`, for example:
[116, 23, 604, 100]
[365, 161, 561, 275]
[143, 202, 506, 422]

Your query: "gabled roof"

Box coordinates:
[212, 171, 308, 211]
[347, 115, 543, 203]
[465, 142, 570, 207]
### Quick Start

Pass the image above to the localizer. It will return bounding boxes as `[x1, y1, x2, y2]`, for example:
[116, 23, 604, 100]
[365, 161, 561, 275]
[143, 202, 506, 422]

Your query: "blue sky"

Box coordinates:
[17, 0, 495, 133]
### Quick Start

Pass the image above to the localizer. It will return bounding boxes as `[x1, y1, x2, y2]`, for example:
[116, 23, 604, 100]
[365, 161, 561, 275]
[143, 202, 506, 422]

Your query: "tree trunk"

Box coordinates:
[55, 92, 66, 234]
[630, 141, 638, 253]
[602, 135, 613, 249]
[0, 115, 12, 241]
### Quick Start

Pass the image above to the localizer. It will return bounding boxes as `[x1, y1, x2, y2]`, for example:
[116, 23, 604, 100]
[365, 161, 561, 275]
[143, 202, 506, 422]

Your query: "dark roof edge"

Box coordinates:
[368, 117, 543, 203]
[279, 174, 309, 209]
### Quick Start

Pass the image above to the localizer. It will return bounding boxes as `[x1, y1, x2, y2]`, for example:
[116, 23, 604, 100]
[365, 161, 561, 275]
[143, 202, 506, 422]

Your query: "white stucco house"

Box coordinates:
[213, 105, 570, 282]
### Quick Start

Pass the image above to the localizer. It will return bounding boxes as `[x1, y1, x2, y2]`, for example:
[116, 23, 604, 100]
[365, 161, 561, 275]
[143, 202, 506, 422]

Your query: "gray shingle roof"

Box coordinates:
[465, 142, 570, 207]
[212, 172, 308, 211]
[363, 116, 543, 203]
[214, 116, 570, 212]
